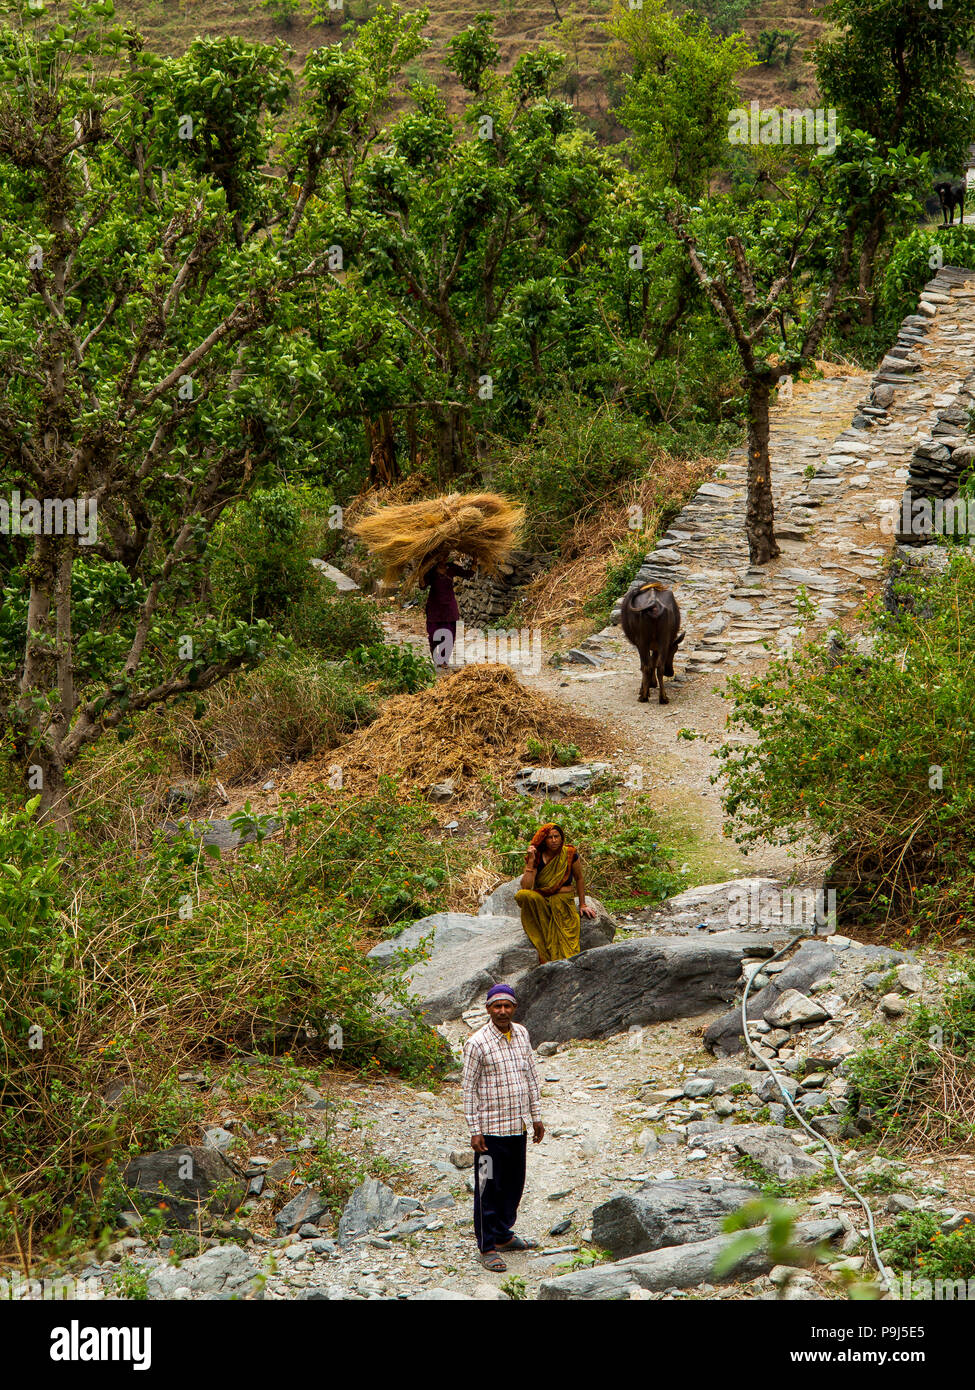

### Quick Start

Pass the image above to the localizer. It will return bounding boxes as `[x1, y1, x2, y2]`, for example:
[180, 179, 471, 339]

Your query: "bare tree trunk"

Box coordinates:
[857, 209, 886, 327]
[432, 404, 465, 478]
[364, 411, 399, 486]
[745, 376, 780, 565]
[17, 536, 75, 830]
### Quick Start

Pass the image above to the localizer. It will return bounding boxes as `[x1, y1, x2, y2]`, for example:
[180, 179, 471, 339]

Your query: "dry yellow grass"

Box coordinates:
[289, 662, 612, 804]
[518, 462, 714, 631]
[352, 491, 524, 592]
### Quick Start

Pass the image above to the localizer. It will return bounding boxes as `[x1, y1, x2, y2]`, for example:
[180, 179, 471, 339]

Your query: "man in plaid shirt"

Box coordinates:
[462, 982, 544, 1271]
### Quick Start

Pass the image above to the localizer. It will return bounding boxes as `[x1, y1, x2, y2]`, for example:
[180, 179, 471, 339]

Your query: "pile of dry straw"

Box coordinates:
[351, 491, 523, 592]
[293, 664, 610, 803]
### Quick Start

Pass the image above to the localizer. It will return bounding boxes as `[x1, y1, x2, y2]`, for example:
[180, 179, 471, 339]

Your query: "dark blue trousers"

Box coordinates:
[473, 1132, 527, 1253]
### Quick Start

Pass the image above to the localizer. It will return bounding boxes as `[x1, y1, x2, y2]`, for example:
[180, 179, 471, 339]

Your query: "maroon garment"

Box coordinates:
[422, 562, 466, 625]
[427, 620, 456, 668]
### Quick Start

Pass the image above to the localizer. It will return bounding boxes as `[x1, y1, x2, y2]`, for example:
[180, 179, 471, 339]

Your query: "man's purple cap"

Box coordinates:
[486, 984, 516, 1003]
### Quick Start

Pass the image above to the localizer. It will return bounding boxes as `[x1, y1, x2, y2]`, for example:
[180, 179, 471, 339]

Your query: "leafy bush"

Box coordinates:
[718, 556, 975, 938]
[883, 1210, 975, 1284]
[880, 227, 975, 324]
[493, 398, 675, 552]
[846, 959, 975, 1145]
[487, 788, 682, 911]
[287, 591, 385, 658]
[344, 642, 435, 695]
[208, 485, 315, 622]
[201, 651, 376, 780]
[0, 787, 452, 1258]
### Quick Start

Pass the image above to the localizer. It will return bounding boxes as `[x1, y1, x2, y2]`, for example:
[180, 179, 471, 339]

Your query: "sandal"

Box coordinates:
[481, 1251, 507, 1272]
[497, 1236, 538, 1251]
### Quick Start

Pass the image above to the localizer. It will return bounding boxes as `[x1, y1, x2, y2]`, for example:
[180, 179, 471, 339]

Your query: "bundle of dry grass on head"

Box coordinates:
[351, 491, 524, 593]
[295, 664, 612, 805]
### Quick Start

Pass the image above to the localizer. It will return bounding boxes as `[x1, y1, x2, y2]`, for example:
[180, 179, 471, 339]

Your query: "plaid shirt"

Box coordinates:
[462, 1021, 542, 1137]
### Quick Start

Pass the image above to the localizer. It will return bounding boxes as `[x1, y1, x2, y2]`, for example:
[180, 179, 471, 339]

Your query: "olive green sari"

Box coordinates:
[516, 846, 581, 963]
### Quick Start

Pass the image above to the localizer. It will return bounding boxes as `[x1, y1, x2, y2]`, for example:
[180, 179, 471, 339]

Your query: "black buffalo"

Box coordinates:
[934, 180, 966, 227]
[620, 583, 684, 705]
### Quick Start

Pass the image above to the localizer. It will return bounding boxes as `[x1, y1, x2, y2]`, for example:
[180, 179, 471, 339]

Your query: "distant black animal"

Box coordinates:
[934, 180, 966, 227]
[620, 583, 684, 706]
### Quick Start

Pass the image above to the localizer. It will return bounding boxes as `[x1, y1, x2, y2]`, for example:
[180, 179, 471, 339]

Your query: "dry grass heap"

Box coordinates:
[351, 491, 524, 592]
[294, 664, 611, 803]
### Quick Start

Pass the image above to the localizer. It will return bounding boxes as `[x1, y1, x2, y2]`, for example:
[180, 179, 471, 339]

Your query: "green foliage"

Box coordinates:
[680, 0, 760, 38]
[499, 1273, 528, 1299]
[846, 960, 975, 1142]
[444, 11, 499, 94]
[208, 486, 315, 622]
[718, 556, 975, 937]
[525, 737, 580, 766]
[816, 0, 975, 169]
[261, 0, 304, 28]
[110, 1256, 150, 1300]
[883, 1210, 975, 1284]
[344, 642, 435, 695]
[0, 786, 451, 1256]
[286, 592, 385, 659]
[488, 787, 682, 911]
[880, 227, 975, 323]
[755, 29, 799, 67]
[609, 0, 753, 198]
[494, 398, 679, 552]
[0, 796, 70, 1028]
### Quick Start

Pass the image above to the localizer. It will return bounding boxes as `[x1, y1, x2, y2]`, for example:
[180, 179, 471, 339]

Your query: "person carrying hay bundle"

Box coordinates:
[351, 491, 523, 595]
[420, 550, 474, 672]
[516, 823, 597, 964]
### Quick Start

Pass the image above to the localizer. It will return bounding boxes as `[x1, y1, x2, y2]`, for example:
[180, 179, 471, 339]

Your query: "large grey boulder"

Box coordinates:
[337, 1179, 415, 1248]
[477, 877, 617, 945]
[400, 924, 538, 1024]
[367, 913, 520, 971]
[374, 899, 615, 1023]
[592, 1179, 760, 1258]
[538, 1219, 843, 1299]
[146, 1245, 265, 1300]
[122, 1146, 246, 1228]
[514, 935, 769, 1045]
[704, 940, 836, 1056]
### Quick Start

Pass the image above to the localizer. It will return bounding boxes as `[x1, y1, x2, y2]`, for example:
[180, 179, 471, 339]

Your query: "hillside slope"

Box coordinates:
[116, 0, 825, 138]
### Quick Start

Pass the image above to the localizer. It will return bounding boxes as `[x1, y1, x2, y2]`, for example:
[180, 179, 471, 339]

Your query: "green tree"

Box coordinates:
[666, 140, 926, 562]
[0, 1, 404, 827]
[608, 0, 753, 199]
[347, 32, 617, 473]
[816, 0, 975, 319]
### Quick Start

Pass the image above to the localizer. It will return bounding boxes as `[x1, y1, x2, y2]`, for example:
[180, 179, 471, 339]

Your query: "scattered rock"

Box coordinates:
[275, 1189, 327, 1235]
[146, 1245, 264, 1300]
[591, 1179, 759, 1259]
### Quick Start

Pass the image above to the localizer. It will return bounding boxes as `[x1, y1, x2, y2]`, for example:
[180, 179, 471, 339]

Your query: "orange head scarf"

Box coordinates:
[530, 824, 577, 894]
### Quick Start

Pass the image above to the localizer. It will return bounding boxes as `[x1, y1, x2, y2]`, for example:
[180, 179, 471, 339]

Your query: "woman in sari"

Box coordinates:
[515, 823, 597, 964]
